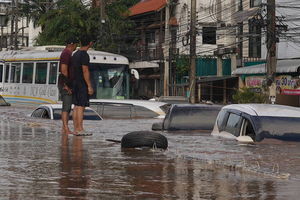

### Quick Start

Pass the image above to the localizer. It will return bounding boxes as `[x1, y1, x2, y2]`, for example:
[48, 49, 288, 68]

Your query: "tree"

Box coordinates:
[36, 0, 100, 45]
[21, 0, 57, 28]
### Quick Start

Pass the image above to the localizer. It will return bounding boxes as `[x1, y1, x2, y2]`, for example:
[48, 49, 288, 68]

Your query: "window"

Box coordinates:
[241, 119, 255, 140]
[203, 27, 216, 44]
[4, 64, 9, 83]
[249, 20, 261, 58]
[0, 65, 3, 82]
[49, 62, 58, 84]
[22, 63, 33, 83]
[238, 0, 243, 11]
[217, 109, 228, 130]
[225, 113, 242, 137]
[35, 63, 47, 84]
[250, 0, 261, 8]
[10, 63, 21, 83]
[146, 32, 155, 44]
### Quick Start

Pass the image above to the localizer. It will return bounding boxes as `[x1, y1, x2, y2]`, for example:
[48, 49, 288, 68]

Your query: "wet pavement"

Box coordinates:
[0, 104, 300, 199]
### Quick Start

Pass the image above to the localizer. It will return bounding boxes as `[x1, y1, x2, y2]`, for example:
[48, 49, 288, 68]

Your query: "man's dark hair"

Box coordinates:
[65, 37, 78, 45]
[80, 36, 93, 46]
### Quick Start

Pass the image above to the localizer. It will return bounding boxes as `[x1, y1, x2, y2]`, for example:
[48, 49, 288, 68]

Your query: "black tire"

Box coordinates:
[121, 131, 168, 149]
[152, 122, 163, 131]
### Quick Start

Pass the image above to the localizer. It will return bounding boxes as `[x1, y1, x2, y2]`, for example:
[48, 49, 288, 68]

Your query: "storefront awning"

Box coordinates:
[129, 61, 159, 69]
[232, 59, 300, 75]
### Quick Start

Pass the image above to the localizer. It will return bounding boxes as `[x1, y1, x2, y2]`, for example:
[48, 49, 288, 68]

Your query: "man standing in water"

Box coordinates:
[72, 37, 94, 135]
[58, 38, 78, 134]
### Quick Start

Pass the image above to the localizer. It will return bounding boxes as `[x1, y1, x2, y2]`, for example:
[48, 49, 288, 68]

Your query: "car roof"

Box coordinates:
[37, 104, 93, 110]
[223, 104, 300, 117]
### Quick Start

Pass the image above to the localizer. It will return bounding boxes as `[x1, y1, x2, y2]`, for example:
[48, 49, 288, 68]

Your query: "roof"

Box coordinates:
[129, 0, 167, 16]
[223, 104, 300, 117]
[0, 48, 128, 65]
[232, 59, 300, 75]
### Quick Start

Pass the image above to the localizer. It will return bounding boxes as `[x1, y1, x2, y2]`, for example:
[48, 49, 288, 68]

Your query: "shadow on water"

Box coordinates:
[0, 107, 300, 199]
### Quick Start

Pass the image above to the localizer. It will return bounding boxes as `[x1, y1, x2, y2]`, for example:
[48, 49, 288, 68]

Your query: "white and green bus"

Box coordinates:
[0, 46, 131, 104]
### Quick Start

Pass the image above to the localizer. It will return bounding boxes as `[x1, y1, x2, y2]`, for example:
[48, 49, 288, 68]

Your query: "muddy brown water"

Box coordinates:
[0, 105, 300, 199]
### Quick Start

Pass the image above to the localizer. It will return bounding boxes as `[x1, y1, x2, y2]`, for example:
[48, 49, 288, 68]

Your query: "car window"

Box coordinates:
[217, 109, 228, 130]
[53, 108, 101, 120]
[224, 113, 242, 137]
[31, 108, 45, 118]
[90, 103, 159, 119]
[241, 119, 255, 140]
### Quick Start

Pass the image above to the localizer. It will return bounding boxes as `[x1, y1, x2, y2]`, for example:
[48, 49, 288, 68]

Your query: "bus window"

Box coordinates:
[35, 63, 47, 84]
[4, 64, 9, 83]
[0, 65, 3, 82]
[10, 63, 21, 83]
[49, 62, 58, 84]
[22, 63, 34, 83]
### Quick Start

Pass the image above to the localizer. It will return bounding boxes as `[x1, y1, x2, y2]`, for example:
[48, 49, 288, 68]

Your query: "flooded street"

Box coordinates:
[0, 105, 300, 199]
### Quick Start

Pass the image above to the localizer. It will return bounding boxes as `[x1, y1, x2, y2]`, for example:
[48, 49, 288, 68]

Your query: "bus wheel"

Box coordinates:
[121, 131, 168, 150]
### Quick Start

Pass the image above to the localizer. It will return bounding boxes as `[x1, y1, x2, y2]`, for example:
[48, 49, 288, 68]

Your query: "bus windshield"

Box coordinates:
[89, 64, 129, 100]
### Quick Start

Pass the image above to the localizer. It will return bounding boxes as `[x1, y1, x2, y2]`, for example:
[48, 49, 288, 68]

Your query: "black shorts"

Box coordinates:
[72, 81, 90, 107]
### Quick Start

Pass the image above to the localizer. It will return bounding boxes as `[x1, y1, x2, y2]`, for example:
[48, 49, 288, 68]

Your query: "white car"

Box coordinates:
[211, 104, 300, 142]
[30, 104, 103, 120]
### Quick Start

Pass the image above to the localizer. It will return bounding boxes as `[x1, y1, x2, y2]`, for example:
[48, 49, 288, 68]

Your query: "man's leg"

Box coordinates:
[77, 106, 85, 132]
[61, 111, 72, 134]
[61, 90, 72, 134]
[73, 106, 79, 133]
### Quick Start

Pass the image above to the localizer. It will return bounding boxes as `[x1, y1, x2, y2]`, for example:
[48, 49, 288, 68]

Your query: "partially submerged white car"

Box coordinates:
[211, 104, 300, 142]
[31, 104, 103, 120]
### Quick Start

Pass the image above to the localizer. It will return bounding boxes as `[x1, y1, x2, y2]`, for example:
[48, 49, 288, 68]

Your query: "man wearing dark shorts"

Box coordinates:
[71, 38, 94, 135]
[58, 38, 77, 134]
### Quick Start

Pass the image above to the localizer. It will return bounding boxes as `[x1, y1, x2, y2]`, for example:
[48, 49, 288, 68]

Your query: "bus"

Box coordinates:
[0, 46, 131, 104]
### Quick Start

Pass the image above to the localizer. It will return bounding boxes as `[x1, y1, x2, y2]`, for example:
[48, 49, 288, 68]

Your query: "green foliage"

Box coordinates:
[94, 0, 139, 53]
[233, 87, 267, 103]
[35, 0, 98, 45]
[22, 0, 139, 51]
[175, 55, 189, 77]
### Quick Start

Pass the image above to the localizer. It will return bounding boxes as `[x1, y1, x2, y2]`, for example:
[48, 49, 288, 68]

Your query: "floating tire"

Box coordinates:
[121, 131, 168, 149]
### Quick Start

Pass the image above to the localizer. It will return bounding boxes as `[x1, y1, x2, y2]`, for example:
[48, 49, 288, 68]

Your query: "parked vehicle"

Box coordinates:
[0, 46, 136, 104]
[211, 104, 300, 142]
[152, 104, 222, 131]
[30, 104, 102, 120]
[90, 99, 168, 119]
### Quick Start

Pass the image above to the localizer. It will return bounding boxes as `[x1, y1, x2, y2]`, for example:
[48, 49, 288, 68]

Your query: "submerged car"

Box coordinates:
[31, 104, 103, 120]
[211, 104, 300, 142]
[152, 104, 222, 131]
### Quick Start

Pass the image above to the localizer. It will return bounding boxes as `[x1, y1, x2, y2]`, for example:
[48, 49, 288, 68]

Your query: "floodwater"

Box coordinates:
[0, 105, 300, 200]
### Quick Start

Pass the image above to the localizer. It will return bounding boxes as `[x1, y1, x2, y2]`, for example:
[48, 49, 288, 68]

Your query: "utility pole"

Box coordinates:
[163, 1, 170, 96]
[266, 0, 277, 104]
[189, 0, 196, 103]
[14, 0, 18, 50]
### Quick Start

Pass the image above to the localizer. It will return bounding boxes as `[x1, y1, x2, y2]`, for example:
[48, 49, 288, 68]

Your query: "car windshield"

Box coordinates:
[53, 109, 101, 120]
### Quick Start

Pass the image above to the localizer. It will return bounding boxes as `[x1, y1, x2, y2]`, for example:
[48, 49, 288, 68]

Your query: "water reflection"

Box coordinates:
[0, 118, 298, 199]
[59, 135, 89, 199]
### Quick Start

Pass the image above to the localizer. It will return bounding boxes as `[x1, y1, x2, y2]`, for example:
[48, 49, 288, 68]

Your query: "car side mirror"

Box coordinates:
[237, 136, 254, 143]
[130, 69, 139, 80]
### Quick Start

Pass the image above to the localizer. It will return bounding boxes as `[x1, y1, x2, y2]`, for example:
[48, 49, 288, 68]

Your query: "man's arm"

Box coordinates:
[82, 65, 94, 95]
[60, 63, 72, 94]
[61, 63, 69, 78]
